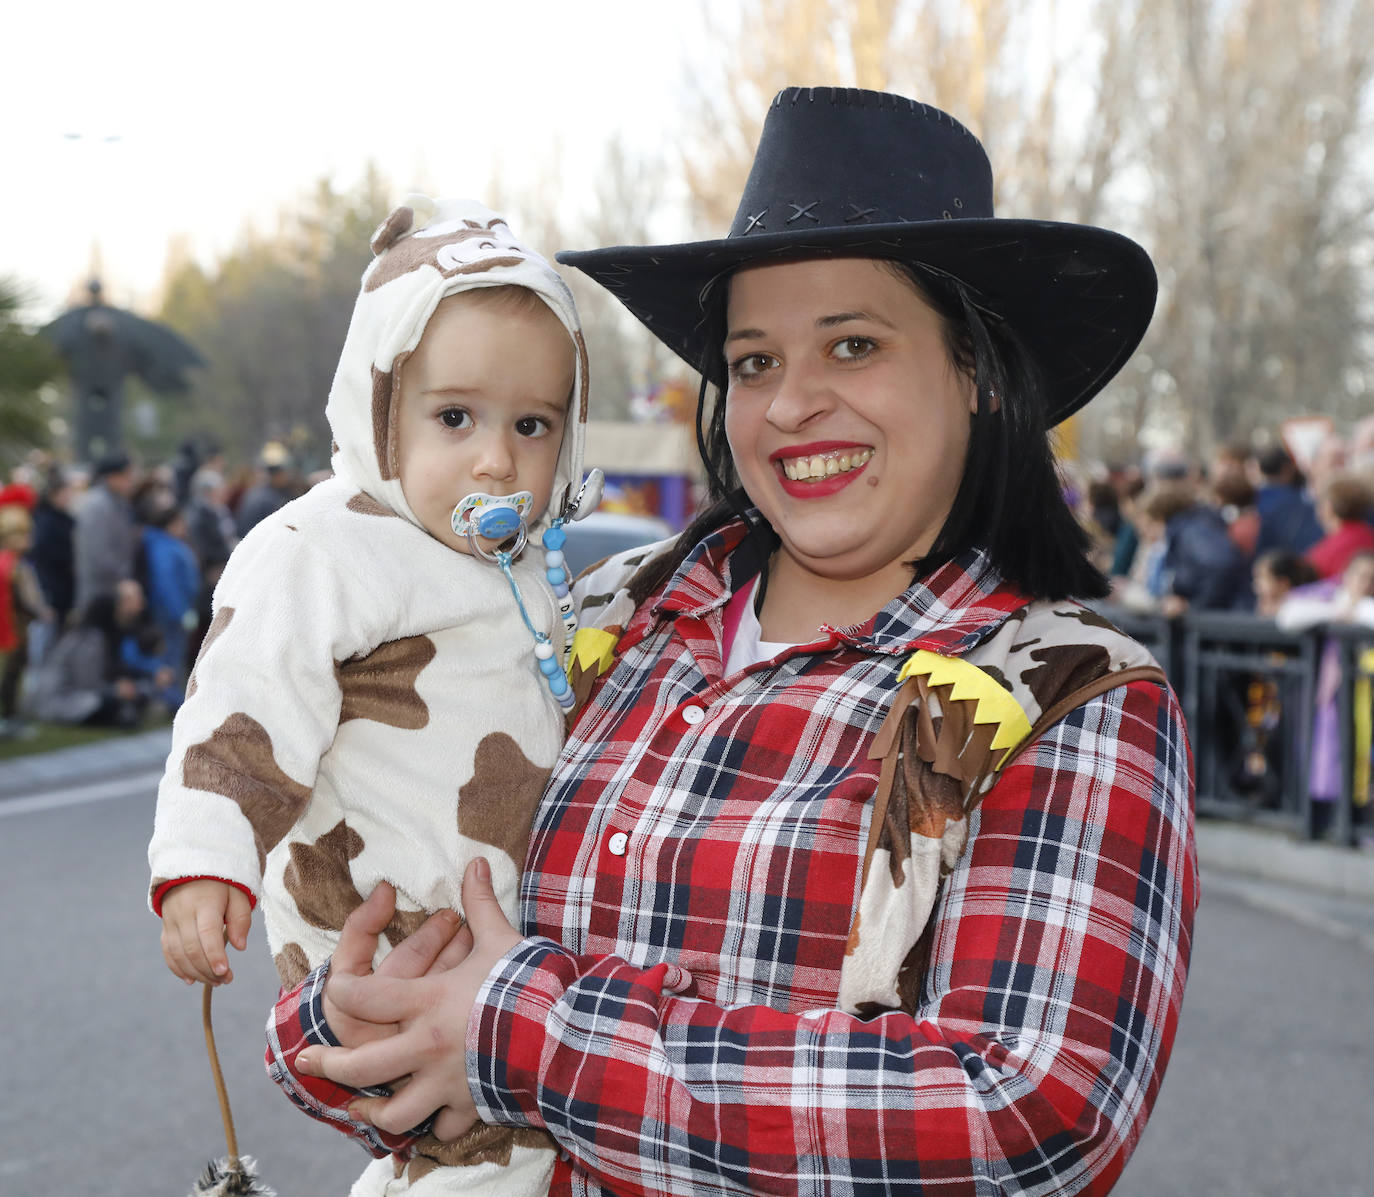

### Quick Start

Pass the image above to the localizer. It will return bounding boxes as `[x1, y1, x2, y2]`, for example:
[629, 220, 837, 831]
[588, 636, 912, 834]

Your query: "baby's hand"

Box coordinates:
[161, 880, 253, 986]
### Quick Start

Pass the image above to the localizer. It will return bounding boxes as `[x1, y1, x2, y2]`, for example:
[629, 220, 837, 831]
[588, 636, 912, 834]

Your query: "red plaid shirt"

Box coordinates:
[268, 524, 1198, 1195]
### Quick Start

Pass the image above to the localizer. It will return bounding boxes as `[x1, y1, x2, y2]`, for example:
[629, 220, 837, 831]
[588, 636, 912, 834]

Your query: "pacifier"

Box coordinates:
[451, 490, 535, 541]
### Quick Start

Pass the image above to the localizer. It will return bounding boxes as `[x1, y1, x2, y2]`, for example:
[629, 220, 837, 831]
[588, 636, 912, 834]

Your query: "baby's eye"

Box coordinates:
[728, 352, 778, 381]
[438, 408, 471, 430]
[832, 336, 876, 360]
[515, 416, 552, 438]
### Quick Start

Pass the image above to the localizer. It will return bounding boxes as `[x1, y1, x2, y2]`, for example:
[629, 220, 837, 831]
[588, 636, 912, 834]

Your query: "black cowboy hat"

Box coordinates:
[558, 86, 1157, 426]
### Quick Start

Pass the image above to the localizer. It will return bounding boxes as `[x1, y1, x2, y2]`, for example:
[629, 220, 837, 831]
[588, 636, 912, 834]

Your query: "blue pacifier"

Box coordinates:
[451, 490, 535, 540]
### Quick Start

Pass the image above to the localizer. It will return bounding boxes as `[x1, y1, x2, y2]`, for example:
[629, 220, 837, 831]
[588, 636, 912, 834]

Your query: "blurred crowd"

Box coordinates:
[0, 438, 316, 740]
[1073, 415, 1374, 839]
[1075, 416, 1374, 624]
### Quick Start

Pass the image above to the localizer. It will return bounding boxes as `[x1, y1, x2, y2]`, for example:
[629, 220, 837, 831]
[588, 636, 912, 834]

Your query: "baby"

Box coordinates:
[148, 196, 594, 1195]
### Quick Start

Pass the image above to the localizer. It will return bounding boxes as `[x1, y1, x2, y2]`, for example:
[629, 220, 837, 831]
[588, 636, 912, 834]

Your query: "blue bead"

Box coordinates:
[554, 582, 570, 598]
[549, 673, 570, 695]
[544, 549, 565, 569]
[547, 567, 567, 586]
[539, 656, 560, 676]
[543, 527, 567, 550]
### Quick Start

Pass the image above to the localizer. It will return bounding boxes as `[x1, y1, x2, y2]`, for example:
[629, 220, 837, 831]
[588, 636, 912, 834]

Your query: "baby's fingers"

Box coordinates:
[195, 909, 233, 983]
[225, 889, 253, 952]
[162, 918, 218, 985]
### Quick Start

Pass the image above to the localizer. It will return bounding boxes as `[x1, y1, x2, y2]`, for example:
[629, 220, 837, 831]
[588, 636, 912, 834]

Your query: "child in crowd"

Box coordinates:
[139, 493, 200, 697]
[148, 197, 594, 1195]
[1252, 549, 1318, 619]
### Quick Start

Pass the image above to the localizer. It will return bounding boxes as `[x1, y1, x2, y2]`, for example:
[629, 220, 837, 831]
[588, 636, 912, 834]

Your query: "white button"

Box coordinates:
[681, 704, 706, 725]
[607, 831, 629, 856]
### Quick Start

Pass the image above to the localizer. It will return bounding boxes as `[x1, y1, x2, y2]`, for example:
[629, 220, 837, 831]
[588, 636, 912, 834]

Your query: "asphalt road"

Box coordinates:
[3, 771, 1373, 1195]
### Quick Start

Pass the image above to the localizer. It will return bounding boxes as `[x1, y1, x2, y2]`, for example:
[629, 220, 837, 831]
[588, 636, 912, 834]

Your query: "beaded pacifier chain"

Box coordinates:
[456, 471, 602, 711]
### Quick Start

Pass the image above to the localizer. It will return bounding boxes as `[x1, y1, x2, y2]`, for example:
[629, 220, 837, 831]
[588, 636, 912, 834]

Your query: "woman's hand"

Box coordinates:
[323, 881, 474, 1049]
[299, 859, 523, 1141]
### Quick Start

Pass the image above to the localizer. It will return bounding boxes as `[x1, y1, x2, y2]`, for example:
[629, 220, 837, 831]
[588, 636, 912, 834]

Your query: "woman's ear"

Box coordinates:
[983, 384, 1000, 413]
[963, 369, 988, 416]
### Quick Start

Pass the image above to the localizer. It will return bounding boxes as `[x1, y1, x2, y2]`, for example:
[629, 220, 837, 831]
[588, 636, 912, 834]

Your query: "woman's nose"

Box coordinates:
[765, 362, 833, 431]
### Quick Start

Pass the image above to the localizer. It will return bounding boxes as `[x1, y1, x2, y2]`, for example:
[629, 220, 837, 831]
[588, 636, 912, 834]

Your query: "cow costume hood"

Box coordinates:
[326, 195, 589, 538]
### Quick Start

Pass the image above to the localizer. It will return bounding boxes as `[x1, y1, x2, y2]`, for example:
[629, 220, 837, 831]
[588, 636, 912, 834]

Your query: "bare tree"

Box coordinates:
[491, 133, 687, 420]
[1130, 0, 1374, 452]
[154, 171, 391, 466]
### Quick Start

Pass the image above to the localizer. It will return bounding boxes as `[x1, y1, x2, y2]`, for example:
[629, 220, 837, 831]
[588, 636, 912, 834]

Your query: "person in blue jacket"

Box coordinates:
[139, 493, 200, 696]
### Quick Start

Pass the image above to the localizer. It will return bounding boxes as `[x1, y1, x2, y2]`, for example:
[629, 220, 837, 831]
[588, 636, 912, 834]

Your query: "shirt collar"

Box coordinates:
[650, 515, 1033, 658]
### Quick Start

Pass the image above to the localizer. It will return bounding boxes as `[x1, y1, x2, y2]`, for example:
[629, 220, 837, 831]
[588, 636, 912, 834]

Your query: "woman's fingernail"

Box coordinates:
[297, 1052, 311, 1072]
[475, 857, 490, 882]
[214, 961, 227, 975]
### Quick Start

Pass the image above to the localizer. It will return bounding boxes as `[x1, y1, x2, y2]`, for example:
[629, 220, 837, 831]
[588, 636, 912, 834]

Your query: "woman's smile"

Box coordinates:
[772, 443, 875, 494]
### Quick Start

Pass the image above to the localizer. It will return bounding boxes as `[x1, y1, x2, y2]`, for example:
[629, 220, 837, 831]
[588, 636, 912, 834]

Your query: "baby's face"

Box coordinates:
[396, 293, 574, 554]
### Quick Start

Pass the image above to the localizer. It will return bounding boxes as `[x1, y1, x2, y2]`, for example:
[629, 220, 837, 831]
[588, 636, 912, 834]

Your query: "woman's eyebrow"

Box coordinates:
[725, 310, 896, 343]
[818, 309, 896, 329]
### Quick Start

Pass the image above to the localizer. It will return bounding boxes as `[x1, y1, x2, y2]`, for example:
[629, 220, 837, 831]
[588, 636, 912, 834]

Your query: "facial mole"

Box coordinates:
[866, 475, 879, 487]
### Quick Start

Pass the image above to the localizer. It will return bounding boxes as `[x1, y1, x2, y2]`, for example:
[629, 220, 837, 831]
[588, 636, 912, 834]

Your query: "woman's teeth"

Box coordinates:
[780, 448, 874, 481]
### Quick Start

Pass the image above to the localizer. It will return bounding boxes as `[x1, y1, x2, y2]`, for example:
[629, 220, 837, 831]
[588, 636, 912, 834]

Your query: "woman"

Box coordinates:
[272, 88, 1197, 1195]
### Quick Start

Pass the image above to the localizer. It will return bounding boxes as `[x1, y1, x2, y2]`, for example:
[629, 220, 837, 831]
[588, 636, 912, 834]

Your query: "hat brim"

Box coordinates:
[559, 217, 1156, 426]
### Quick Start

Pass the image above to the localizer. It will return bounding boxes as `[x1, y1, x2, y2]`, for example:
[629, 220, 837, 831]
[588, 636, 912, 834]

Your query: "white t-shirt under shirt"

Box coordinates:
[723, 576, 798, 674]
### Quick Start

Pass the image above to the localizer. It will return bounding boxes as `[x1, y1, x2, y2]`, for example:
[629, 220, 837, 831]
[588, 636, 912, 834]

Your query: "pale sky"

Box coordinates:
[1, 0, 711, 320]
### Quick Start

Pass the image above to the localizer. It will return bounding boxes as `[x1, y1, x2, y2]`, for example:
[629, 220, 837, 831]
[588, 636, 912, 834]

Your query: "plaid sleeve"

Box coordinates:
[469, 679, 1197, 1196]
[263, 962, 424, 1159]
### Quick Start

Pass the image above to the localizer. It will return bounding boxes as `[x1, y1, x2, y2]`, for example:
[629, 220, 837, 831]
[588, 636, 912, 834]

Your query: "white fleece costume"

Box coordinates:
[149, 198, 589, 1196]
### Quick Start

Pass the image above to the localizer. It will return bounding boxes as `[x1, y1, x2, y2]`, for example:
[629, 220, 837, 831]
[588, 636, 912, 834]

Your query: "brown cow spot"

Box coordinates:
[1059, 605, 1122, 633]
[345, 491, 400, 519]
[282, 821, 433, 948]
[185, 607, 235, 698]
[275, 942, 310, 990]
[336, 635, 435, 728]
[457, 733, 552, 868]
[1018, 643, 1111, 710]
[363, 218, 518, 293]
[183, 713, 311, 873]
[283, 820, 366, 934]
[409, 1124, 555, 1170]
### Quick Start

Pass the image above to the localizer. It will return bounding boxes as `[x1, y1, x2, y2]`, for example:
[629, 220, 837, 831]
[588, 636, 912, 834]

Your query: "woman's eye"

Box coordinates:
[515, 416, 551, 438]
[728, 352, 777, 380]
[438, 408, 471, 430]
[832, 336, 876, 360]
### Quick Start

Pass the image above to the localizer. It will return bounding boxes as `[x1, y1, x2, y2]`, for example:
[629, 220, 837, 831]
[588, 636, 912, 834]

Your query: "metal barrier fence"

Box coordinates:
[1092, 604, 1373, 844]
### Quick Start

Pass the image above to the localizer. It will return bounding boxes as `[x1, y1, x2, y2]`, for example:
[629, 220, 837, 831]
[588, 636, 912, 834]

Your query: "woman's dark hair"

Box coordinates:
[628, 254, 1110, 608]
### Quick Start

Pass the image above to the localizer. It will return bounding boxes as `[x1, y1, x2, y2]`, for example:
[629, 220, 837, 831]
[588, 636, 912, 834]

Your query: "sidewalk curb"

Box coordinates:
[1196, 819, 1374, 904]
[0, 727, 173, 800]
